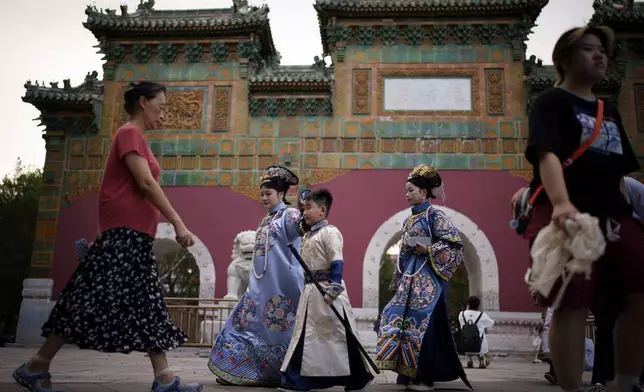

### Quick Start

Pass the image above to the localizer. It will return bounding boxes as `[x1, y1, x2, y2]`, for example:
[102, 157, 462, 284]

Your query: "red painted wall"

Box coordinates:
[52, 187, 263, 298]
[52, 170, 534, 312]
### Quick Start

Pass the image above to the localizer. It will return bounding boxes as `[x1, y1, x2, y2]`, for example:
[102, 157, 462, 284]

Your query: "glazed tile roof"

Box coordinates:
[83, 2, 278, 62]
[83, 4, 270, 35]
[23, 72, 103, 107]
[249, 65, 333, 91]
[591, 0, 644, 28]
[314, 0, 549, 52]
[314, 0, 550, 14]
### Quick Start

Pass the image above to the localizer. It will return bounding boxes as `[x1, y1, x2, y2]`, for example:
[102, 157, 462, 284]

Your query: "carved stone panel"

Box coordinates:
[213, 87, 232, 132]
[377, 69, 480, 116]
[485, 69, 505, 116]
[117, 86, 207, 132]
[353, 69, 371, 115]
[160, 89, 205, 131]
[636, 84, 644, 133]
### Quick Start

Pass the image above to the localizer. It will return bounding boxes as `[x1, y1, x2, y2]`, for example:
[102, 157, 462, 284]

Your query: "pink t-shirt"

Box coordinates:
[98, 125, 160, 237]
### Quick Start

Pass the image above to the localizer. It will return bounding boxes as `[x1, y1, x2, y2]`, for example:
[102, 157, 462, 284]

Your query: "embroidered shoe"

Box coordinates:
[151, 377, 203, 392]
[12, 363, 64, 392]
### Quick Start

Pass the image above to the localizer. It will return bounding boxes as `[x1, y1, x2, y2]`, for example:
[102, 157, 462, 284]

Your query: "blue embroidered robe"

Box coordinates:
[375, 202, 471, 388]
[208, 203, 303, 386]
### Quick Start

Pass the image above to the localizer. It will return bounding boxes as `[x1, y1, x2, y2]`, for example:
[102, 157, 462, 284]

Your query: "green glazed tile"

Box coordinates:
[468, 156, 487, 169]
[161, 141, 178, 155]
[160, 172, 176, 186]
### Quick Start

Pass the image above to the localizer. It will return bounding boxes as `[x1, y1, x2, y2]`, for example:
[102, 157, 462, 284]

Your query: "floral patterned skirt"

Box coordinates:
[41, 227, 188, 354]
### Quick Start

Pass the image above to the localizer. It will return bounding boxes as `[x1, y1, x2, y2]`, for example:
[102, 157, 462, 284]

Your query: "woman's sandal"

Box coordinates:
[151, 377, 203, 392]
[13, 363, 64, 392]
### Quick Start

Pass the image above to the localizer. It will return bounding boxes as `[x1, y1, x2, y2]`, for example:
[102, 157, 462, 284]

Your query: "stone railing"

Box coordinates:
[164, 297, 238, 348]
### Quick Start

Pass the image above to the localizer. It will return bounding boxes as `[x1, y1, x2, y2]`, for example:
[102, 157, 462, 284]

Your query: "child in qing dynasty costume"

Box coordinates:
[278, 189, 374, 392]
[375, 165, 471, 391]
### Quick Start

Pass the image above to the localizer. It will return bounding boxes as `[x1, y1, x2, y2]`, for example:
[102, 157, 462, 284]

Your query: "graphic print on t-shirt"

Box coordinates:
[577, 112, 623, 156]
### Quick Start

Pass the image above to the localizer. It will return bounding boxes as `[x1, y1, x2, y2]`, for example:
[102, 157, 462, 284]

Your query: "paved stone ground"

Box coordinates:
[0, 347, 591, 391]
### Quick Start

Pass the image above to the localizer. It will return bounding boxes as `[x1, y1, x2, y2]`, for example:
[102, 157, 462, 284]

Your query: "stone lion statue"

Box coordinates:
[224, 230, 256, 300]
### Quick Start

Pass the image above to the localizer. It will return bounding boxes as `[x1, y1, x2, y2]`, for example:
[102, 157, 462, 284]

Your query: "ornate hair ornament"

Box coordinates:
[407, 164, 438, 181]
[260, 165, 299, 186]
[407, 164, 446, 201]
[298, 189, 310, 203]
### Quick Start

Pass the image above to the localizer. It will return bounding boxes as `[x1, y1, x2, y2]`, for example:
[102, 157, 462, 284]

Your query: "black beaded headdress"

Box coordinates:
[260, 166, 299, 186]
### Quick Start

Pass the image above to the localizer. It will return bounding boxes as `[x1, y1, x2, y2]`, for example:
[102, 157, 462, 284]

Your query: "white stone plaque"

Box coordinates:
[383, 77, 472, 112]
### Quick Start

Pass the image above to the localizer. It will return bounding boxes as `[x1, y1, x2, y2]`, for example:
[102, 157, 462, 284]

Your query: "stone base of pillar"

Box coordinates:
[15, 279, 54, 347]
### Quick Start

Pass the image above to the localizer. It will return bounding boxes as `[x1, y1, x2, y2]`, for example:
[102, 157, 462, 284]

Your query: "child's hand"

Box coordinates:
[324, 294, 334, 305]
[415, 243, 428, 254]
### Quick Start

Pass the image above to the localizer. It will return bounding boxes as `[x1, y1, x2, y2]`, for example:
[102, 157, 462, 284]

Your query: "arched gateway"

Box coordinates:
[155, 223, 215, 300]
[362, 206, 500, 312]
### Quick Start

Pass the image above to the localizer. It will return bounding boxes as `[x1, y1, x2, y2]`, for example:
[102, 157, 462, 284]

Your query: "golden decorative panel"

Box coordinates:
[485, 69, 505, 115]
[301, 169, 350, 186]
[376, 68, 480, 116]
[230, 186, 261, 202]
[213, 87, 231, 132]
[160, 90, 205, 131]
[352, 69, 371, 115]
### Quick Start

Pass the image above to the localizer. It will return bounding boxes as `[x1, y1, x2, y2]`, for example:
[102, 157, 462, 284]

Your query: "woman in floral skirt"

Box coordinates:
[13, 81, 202, 392]
[208, 166, 304, 387]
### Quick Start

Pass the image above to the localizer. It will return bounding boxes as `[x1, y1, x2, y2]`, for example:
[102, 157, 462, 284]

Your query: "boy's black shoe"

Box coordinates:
[277, 384, 310, 392]
[544, 372, 558, 385]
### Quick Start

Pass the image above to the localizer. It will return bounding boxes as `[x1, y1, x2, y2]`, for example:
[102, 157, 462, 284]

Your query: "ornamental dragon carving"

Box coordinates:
[224, 230, 256, 300]
[160, 90, 205, 131]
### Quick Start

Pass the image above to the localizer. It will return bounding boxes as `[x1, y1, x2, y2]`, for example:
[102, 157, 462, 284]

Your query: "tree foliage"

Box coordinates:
[156, 248, 200, 298]
[0, 159, 42, 337]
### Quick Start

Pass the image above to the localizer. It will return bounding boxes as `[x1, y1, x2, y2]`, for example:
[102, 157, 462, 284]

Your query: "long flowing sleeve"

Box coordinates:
[428, 209, 464, 281]
[283, 207, 303, 242]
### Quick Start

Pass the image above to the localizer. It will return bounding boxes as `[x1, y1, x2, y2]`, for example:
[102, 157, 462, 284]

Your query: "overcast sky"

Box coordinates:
[0, 0, 598, 176]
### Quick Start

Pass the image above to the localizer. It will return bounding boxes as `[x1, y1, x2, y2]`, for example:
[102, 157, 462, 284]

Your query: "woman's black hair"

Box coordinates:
[123, 81, 167, 116]
[467, 295, 481, 311]
[407, 174, 442, 199]
[261, 179, 290, 205]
